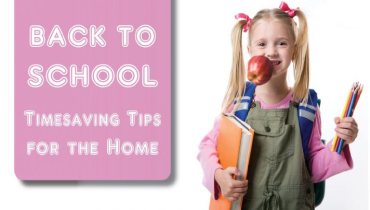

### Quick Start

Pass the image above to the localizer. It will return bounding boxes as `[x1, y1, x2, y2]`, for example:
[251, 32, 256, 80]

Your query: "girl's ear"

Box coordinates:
[247, 45, 252, 57]
[292, 47, 296, 60]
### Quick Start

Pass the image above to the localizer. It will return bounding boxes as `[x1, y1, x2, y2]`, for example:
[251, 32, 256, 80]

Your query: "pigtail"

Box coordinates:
[221, 20, 248, 114]
[292, 9, 310, 104]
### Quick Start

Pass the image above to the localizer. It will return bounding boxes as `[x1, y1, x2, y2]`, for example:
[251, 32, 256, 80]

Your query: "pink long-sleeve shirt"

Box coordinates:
[197, 90, 353, 199]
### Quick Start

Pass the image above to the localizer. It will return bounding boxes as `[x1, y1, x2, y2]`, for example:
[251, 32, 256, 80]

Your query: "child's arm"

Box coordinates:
[306, 106, 354, 183]
[197, 115, 224, 199]
[197, 115, 248, 201]
[197, 102, 249, 200]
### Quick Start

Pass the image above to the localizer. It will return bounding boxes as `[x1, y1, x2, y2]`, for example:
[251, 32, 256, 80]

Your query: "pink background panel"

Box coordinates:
[15, 0, 171, 180]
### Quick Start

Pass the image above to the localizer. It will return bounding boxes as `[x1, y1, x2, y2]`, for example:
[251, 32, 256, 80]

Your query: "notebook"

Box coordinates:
[209, 113, 254, 210]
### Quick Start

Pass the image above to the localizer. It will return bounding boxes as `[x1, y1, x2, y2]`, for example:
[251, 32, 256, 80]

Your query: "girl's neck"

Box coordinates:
[254, 72, 291, 105]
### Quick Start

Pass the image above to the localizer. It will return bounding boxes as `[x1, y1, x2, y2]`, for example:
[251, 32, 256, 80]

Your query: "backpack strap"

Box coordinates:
[234, 81, 256, 122]
[298, 89, 318, 160]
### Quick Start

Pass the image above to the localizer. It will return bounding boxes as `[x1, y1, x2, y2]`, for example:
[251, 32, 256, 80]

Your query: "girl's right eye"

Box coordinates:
[258, 43, 266, 47]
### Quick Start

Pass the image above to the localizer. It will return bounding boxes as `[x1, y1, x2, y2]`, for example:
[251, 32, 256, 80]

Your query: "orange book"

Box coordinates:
[209, 113, 254, 210]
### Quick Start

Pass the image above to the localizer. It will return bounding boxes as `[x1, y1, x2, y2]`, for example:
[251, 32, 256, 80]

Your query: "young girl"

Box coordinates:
[197, 2, 358, 209]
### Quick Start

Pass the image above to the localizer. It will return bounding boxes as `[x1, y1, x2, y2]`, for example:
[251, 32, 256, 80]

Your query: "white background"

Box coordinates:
[1, 0, 369, 209]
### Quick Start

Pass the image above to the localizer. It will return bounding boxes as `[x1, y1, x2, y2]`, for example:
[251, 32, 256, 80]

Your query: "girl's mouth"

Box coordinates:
[272, 61, 281, 66]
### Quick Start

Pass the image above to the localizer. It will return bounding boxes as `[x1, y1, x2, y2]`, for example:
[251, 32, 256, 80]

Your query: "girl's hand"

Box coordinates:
[215, 167, 248, 201]
[334, 117, 358, 146]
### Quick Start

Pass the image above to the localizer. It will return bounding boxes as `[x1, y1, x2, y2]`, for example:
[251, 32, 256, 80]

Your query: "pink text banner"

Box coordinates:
[15, 0, 171, 180]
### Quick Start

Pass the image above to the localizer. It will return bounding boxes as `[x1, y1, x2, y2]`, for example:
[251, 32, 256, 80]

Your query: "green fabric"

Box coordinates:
[242, 101, 315, 210]
[313, 139, 326, 207]
[313, 179, 325, 207]
[314, 98, 325, 207]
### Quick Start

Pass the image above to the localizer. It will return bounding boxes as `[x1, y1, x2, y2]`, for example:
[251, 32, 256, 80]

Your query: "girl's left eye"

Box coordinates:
[277, 42, 286, 46]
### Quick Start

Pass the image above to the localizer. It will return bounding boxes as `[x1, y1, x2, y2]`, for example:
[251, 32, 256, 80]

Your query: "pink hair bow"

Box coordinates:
[279, 1, 299, 18]
[235, 13, 252, 32]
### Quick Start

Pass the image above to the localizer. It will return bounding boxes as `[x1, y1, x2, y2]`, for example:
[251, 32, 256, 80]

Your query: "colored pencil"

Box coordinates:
[337, 88, 357, 154]
[352, 84, 363, 115]
[331, 84, 353, 152]
[337, 85, 363, 154]
[332, 82, 364, 154]
[334, 84, 356, 152]
[334, 87, 353, 152]
[344, 85, 355, 118]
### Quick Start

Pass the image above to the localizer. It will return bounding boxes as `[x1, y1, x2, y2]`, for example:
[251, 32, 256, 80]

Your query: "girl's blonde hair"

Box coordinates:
[222, 8, 309, 113]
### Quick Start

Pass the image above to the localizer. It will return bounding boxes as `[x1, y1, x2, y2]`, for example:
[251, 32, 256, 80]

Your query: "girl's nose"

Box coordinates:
[266, 46, 278, 58]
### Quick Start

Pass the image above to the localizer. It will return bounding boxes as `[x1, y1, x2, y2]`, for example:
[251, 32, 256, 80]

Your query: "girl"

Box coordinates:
[197, 2, 358, 209]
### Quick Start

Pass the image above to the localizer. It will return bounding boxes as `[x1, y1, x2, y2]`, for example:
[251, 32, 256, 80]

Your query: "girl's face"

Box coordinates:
[247, 20, 295, 79]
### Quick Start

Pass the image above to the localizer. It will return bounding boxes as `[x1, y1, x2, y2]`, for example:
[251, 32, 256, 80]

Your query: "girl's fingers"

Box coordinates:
[227, 194, 241, 201]
[340, 117, 358, 127]
[336, 132, 355, 144]
[230, 192, 245, 199]
[341, 117, 357, 123]
[230, 179, 248, 188]
[334, 117, 341, 124]
[338, 129, 356, 138]
[335, 118, 358, 139]
[335, 127, 355, 136]
[336, 122, 357, 130]
[242, 186, 248, 192]
[335, 125, 358, 139]
[241, 188, 248, 195]
[231, 185, 248, 193]
[334, 117, 358, 128]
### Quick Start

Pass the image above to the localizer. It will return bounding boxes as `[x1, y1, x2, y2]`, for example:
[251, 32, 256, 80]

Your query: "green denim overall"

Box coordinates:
[242, 101, 315, 210]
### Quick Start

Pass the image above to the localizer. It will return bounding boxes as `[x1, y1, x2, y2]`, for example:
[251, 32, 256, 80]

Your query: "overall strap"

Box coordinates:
[234, 81, 318, 161]
[298, 89, 318, 160]
[234, 81, 256, 122]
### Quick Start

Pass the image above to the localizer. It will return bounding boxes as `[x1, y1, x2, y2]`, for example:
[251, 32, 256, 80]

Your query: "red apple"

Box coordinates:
[247, 56, 273, 85]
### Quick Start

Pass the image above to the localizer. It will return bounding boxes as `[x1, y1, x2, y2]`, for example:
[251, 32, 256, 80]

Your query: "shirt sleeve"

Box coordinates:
[307, 105, 354, 183]
[197, 115, 223, 199]
[197, 103, 235, 199]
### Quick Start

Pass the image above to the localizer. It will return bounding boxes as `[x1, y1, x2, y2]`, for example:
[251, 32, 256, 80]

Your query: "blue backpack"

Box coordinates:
[233, 81, 325, 207]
